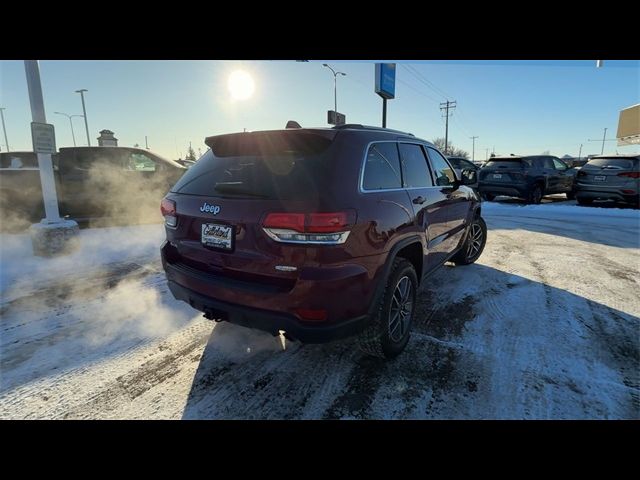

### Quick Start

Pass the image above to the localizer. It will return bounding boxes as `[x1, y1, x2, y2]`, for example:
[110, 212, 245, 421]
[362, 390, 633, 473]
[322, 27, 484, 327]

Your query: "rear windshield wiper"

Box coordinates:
[213, 182, 270, 198]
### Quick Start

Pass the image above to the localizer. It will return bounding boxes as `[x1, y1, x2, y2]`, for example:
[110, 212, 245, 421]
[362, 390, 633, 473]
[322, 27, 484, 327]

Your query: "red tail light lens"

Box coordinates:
[263, 213, 305, 232]
[306, 212, 349, 233]
[161, 198, 177, 227]
[617, 172, 640, 179]
[262, 211, 355, 245]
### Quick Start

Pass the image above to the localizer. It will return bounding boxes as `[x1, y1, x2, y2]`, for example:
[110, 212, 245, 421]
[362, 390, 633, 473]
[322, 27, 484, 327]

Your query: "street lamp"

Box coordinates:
[74, 89, 91, 146]
[0, 107, 9, 152]
[54, 112, 84, 147]
[322, 64, 347, 118]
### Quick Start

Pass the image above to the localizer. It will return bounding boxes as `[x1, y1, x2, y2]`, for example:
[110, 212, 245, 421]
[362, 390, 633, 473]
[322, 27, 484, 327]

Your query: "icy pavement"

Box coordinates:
[1, 198, 638, 419]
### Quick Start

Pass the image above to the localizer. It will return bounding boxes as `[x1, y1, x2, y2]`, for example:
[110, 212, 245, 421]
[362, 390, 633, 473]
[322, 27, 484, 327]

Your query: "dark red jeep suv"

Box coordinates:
[161, 124, 486, 358]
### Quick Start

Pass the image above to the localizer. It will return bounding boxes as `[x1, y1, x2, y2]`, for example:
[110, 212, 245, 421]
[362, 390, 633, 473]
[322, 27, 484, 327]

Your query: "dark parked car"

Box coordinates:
[447, 156, 479, 189]
[575, 154, 639, 207]
[0, 146, 186, 231]
[478, 155, 577, 204]
[161, 124, 485, 358]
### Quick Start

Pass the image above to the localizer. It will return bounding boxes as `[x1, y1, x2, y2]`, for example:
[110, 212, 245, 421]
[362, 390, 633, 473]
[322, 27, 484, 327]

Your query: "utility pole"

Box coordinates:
[469, 136, 478, 162]
[439, 100, 456, 155]
[0, 107, 9, 152]
[485, 148, 489, 160]
[588, 128, 614, 155]
[75, 89, 91, 146]
[145, 135, 149, 149]
[578, 143, 583, 160]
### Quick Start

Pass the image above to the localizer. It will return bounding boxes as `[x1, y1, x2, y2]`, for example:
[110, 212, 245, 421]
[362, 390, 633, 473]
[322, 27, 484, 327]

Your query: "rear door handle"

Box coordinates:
[412, 196, 426, 205]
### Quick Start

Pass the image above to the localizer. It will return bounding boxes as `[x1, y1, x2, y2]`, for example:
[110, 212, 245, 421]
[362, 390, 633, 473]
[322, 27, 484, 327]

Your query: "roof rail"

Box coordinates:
[332, 124, 414, 137]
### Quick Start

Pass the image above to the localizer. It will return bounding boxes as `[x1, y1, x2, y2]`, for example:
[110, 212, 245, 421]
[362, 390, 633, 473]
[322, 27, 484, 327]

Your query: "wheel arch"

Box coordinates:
[367, 236, 423, 317]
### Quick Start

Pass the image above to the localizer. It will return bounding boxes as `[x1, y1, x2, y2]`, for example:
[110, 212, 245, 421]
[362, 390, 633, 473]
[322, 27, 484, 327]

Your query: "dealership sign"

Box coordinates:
[375, 63, 396, 100]
[617, 104, 640, 146]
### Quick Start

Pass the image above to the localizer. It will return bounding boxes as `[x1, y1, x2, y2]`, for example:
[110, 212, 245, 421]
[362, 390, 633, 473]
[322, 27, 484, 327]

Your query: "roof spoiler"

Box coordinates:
[286, 120, 302, 129]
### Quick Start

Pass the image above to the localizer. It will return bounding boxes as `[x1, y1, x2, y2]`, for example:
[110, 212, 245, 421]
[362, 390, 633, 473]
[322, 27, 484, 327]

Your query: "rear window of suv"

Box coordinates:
[586, 158, 638, 170]
[363, 142, 402, 190]
[170, 131, 334, 199]
[484, 159, 531, 168]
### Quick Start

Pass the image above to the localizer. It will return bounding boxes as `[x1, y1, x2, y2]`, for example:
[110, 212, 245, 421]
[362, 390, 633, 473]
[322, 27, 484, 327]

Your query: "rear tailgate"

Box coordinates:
[577, 157, 640, 188]
[480, 159, 527, 183]
[162, 129, 339, 291]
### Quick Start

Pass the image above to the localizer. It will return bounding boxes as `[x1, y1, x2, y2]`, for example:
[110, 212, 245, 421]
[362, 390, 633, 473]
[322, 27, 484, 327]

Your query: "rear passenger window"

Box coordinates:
[398, 143, 433, 188]
[543, 157, 555, 169]
[426, 148, 456, 186]
[363, 142, 402, 190]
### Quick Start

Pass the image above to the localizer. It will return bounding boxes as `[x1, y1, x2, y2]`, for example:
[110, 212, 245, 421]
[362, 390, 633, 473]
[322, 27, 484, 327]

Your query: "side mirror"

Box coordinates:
[461, 168, 477, 185]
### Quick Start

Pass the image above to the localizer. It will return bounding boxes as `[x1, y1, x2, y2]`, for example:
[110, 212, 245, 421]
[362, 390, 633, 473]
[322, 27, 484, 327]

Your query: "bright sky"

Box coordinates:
[1, 60, 638, 160]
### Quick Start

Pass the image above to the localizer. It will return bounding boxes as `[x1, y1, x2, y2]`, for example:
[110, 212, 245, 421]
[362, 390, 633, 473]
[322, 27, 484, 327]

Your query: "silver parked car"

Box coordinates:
[575, 154, 639, 207]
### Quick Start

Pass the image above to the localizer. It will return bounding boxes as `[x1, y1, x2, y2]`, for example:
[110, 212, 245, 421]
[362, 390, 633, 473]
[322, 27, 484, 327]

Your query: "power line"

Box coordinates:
[396, 78, 440, 104]
[587, 127, 615, 154]
[403, 64, 452, 100]
[400, 65, 446, 102]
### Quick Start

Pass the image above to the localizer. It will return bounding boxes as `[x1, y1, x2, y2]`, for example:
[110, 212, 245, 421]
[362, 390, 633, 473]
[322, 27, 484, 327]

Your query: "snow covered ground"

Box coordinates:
[1, 196, 638, 419]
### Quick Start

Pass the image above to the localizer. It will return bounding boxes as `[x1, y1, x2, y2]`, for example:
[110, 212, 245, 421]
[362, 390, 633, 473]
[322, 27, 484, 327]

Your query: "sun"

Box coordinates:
[228, 70, 255, 101]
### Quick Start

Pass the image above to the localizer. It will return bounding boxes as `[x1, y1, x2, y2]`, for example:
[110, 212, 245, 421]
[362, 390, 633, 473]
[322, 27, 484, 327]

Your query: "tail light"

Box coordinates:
[161, 198, 177, 227]
[617, 172, 640, 179]
[262, 210, 355, 245]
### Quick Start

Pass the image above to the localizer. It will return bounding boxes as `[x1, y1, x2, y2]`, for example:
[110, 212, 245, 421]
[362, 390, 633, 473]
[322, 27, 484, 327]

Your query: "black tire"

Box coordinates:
[482, 193, 495, 201]
[566, 190, 576, 200]
[357, 258, 418, 359]
[452, 216, 487, 265]
[527, 184, 543, 204]
[576, 197, 593, 206]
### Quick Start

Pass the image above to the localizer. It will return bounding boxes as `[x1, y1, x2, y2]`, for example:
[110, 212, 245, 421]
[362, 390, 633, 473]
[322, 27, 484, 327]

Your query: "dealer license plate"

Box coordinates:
[202, 223, 233, 250]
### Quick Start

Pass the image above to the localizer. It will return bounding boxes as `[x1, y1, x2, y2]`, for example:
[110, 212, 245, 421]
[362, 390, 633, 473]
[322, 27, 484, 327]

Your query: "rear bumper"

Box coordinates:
[161, 241, 382, 343]
[576, 187, 639, 204]
[478, 183, 529, 198]
[167, 279, 369, 343]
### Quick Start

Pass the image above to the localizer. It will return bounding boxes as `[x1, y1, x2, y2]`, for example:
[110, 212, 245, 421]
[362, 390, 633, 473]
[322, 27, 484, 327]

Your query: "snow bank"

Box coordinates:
[483, 201, 640, 220]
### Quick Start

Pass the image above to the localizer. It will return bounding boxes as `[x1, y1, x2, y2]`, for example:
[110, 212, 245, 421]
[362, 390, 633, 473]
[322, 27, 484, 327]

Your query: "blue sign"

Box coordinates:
[375, 63, 396, 100]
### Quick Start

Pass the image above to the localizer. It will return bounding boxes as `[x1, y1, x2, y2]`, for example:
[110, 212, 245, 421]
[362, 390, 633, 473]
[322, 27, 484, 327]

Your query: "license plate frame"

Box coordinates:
[201, 223, 234, 251]
[493, 173, 503, 179]
[594, 175, 606, 182]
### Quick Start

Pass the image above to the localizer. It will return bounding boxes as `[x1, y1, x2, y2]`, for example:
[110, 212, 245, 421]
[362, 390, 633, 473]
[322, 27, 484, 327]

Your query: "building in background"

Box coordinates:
[97, 129, 118, 147]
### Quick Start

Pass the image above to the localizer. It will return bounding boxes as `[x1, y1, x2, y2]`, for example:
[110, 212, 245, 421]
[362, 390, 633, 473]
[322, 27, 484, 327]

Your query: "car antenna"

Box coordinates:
[286, 120, 302, 129]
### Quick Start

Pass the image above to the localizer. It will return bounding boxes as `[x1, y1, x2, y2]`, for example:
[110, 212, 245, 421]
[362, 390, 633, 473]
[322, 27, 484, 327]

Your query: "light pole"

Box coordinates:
[322, 64, 346, 120]
[75, 89, 91, 146]
[54, 112, 83, 147]
[0, 107, 9, 152]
